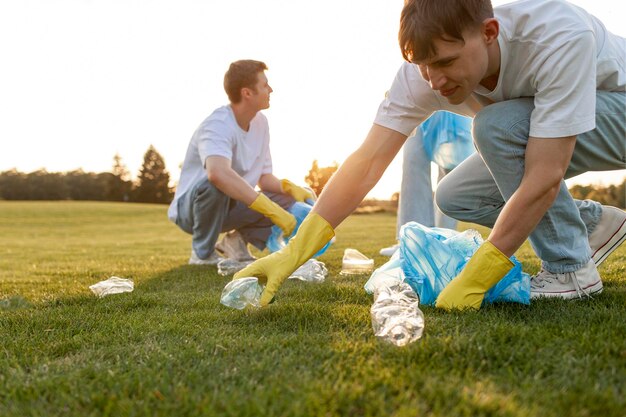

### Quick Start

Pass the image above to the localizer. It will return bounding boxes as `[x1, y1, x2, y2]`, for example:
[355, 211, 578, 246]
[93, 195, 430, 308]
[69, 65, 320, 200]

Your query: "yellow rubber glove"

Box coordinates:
[233, 212, 335, 306]
[435, 241, 514, 311]
[249, 193, 297, 236]
[281, 179, 316, 203]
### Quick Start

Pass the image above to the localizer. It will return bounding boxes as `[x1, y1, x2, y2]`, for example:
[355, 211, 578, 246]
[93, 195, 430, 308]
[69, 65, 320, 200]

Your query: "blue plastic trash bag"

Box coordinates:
[421, 111, 475, 170]
[398, 222, 530, 306]
[266, 201, 333, 257]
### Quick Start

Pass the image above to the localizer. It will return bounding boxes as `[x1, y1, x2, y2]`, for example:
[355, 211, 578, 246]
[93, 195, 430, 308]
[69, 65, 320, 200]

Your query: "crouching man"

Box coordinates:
[168, 60, 314, 265]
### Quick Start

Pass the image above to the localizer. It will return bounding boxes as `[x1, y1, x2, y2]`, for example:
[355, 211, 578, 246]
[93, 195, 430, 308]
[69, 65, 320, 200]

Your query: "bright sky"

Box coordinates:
[1, 0, 624, 199]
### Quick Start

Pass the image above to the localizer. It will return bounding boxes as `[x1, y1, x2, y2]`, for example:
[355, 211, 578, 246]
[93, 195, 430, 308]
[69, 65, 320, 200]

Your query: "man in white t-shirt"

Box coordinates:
[234, 0, 626, 308]
[168, 60, 315, 265]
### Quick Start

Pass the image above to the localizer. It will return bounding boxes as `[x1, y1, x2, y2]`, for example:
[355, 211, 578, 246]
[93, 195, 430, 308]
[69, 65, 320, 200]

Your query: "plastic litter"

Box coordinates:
[371, 281, 425, 347]
[267, 201, 333, 257]
[421, 111, 475, 170]
[220, 277, 263, 310]
[398, 222, 530, 306]
[217, 258, 254, 276]
[364, 251, 404, 294]
[340, 248, 375, 275]
[220, 259, 328, 309]
[89, 276, 134, 298]
[0, 295, 31, 310]
[288, 259, 328, 283]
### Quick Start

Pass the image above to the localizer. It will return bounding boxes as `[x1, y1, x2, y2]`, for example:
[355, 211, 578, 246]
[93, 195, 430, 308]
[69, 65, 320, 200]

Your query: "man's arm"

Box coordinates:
[488, 135, 577, 256]
[436, 135, 577, 310]
[205, 155, 258, 205]
[312, 124, 407, 227]
[206, 156, 297, 236]
[233, 124, 408, 306]
[257, 174, 283, 194]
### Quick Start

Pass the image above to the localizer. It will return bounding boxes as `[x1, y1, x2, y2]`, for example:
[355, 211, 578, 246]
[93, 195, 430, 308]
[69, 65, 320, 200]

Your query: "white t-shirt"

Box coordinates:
[168, 105, 272, 222]
[375, 0, 626, 138]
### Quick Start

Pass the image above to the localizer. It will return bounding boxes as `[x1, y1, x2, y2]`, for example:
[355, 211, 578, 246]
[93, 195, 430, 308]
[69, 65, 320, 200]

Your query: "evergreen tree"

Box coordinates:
[135, 145, 173, 204]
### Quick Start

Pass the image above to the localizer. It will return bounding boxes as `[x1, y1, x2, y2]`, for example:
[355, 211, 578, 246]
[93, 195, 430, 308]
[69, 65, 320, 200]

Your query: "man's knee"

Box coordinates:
[434, 175, 459, 218]
[473, 98, 533, 153]
[191, 179, 231, 224]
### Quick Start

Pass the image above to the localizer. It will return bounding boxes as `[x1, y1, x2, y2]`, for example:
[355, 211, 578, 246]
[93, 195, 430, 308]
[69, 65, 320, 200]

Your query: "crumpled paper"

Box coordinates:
[89, 276, 134, 298]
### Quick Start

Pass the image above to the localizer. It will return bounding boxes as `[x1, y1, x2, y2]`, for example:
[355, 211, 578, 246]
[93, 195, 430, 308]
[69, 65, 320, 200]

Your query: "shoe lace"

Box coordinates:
[531, 268, 593, 299]
[530, 268, 553, 288]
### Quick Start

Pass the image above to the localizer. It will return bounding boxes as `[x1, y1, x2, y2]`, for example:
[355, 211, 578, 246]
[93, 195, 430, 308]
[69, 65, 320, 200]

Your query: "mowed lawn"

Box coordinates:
[1, 201, 625, 417]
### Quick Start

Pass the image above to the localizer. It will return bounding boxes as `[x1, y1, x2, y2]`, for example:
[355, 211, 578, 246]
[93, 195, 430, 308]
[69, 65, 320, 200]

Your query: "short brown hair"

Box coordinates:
[223, 60, 268, 104]
[399, 0, 493, 62]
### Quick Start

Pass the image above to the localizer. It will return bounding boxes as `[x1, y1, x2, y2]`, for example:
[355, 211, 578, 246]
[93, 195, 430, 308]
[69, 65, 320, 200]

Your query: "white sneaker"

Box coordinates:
[188, 249, 224, 265]
[379, 244, 399, 257]
[589, 205, 626, 266]
[215, 230, 256, 261]
[530, 259, 603, 300]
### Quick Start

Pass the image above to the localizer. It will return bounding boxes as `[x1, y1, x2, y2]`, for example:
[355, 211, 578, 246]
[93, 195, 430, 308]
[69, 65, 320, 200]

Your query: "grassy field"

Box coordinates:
[1, 201, 625, 417]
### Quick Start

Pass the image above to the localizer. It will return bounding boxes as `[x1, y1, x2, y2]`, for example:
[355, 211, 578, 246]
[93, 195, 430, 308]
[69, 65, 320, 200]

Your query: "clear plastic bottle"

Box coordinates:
[370, 281, 424, 347]
[340, 248, 374, 275]
[220, 277, 263, 310]
[288, 259, 328, 283]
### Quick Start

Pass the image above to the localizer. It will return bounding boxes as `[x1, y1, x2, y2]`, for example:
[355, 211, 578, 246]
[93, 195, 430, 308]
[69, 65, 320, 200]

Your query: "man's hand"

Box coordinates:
[435, 241, 514, 310]
[249, 193, 296, 236]
[281, 179, 316, 203]
[233, 250, 295, 306]
[234, 213, 335, 306]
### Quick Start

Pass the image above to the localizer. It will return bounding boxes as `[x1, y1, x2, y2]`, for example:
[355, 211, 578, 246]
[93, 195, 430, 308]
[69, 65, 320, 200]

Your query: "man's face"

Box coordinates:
[250, 71, 273, 110]
[414, 30, 490, 105]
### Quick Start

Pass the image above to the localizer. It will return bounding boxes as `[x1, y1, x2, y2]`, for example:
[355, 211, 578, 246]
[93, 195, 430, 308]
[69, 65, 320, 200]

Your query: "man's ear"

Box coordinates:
[482, 18, 499, 45]
[241, 87, 251, 100]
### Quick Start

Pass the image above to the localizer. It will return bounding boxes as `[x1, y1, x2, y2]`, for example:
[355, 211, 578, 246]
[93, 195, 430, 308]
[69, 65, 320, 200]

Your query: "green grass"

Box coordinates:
[1, 201, 625, 417]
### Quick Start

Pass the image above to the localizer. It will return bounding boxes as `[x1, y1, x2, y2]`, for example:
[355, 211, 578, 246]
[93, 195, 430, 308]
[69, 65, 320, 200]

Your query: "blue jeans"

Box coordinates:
[436, 91, 626, 273]
[174, 178, 295, 259]
[396, 128, 456, 239]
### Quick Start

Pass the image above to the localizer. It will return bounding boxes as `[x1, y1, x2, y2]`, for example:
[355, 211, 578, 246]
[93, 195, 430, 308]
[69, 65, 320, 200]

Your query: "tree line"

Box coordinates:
[0, 146, 173, 204]
[1, 153, 623, 210]
[569, 180, 625, 209]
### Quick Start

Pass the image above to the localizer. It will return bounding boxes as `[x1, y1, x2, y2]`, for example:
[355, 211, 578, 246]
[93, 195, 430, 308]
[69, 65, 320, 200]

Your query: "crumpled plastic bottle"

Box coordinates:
[220, 277, 263, 310]
[217, 259, 254, 276]
[288, 259, 328, 283]
[371, 281, 425, 347]
[340, 248, 375, 275]
[220, 260, 328, 309]
[89, 276, 134, 298]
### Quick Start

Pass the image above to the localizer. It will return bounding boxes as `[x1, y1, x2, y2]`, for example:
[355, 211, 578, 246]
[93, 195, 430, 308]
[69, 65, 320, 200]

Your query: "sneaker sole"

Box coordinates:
[592, 217, 626, 266]
[530, 280, 604, 300]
